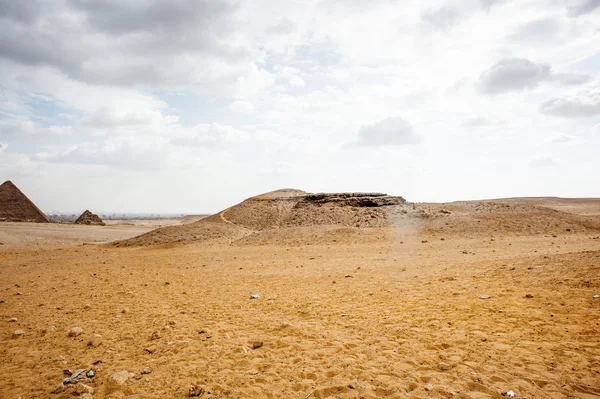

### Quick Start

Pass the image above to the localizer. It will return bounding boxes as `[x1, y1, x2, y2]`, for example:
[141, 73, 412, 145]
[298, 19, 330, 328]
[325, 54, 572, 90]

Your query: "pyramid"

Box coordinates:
[0, 180, 50, 223]
[75, 210, 105, 226]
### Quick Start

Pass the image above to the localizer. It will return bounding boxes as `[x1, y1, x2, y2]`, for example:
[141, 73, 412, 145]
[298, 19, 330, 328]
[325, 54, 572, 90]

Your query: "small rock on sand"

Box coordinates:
[9, 317, 17, 322]
[424, 383, 433, 391]
[0, 298, 7, 303]
[189, 384, 205, 397]
[108, 370, 133, 385]
[250, 340, 264, 349]
[250, 294, 260, 299]
[42, 325, 57, 333]
[438, 362, 451, 371]
[141, 367, 152, 375]
[593, 295, 600, 299]
[525, 294, 534, 298]
[479, 295, 491, 300]
[88, 334, 102, 347]
[12, 329, 25, 338]
[150, 330, 161, 340]
[69, 327, 84, 337]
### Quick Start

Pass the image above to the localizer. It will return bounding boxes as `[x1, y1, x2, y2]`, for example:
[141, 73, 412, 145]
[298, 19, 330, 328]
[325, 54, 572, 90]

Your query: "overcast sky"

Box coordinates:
[1, 0, 599, 214]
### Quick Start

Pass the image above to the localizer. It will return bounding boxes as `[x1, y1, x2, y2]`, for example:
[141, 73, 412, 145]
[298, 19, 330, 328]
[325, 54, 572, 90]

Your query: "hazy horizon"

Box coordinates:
[1, 0, 599, 213]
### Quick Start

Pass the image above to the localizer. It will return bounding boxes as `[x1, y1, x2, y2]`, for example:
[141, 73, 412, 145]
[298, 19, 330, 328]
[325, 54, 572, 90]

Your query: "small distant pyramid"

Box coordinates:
[0, 180, 50, 223]
[75, 210, 105, 226]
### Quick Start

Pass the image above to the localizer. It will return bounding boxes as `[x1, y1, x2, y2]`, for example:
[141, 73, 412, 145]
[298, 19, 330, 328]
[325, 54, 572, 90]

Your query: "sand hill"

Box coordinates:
[0, 180, 50, 223]
[75, 210, 106, 226]
[116, 189, 600, 247]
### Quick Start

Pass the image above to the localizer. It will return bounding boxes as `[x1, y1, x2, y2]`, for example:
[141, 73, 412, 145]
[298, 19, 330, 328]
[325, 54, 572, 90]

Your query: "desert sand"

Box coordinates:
[1, 192, 599, 399]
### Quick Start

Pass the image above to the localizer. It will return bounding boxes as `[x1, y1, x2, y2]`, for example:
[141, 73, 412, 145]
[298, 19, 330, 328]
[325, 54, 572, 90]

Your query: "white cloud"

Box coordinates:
[0, 119, 72, 136]
[478, 58, 551, 94]
[540, 85, 600, 118]
[289, 76, 305, 87]
[353, 116, 419, 147]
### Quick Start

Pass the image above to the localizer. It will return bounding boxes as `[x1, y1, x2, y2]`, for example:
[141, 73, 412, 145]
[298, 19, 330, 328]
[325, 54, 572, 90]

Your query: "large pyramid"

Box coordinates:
[0, 180, 50, 223]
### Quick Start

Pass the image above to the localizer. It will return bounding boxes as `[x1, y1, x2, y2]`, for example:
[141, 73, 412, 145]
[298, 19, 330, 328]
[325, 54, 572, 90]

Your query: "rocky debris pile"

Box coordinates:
[75, 210, 106, 226]
[0, 180, 50, 223]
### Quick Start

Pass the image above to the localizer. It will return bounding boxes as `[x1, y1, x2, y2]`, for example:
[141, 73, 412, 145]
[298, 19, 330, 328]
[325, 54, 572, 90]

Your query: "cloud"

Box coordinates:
[540, 87, 600, 118]
[0, 142, 7, 152]
[0, 0, 271, 96]
[530, 156, 558, 168]
[462, 116, 503, 128]
[508, 18, 560, 44]
[289, 76, 306, 87]
[0, 119, 72, 136]
[478, 58, 551, 94]
[353, 116, 419, 147]
[566, 0, 600, 17]
[170, 123, 250, 148]
[478, 57, 588, 94]
[421, 5, 463, 32]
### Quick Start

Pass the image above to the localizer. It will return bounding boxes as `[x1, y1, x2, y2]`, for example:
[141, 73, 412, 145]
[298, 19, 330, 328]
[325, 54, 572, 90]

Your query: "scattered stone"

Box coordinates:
[88, 334, 103, 347]
[42, 325, 57, 333]
[121, 308, 130, 314]
[479, 295, 491, 300]
[502, 390, 516, 398]
[141, 367, 152, 375]
[83, 304, 91, 310]
[150, 330, 161, 340]
[12, 329, 25, 338]
[69, 327, 84, 337]
[0, 298, 6, 303]
[525, 294, 534, 299]
[424, 383, 433, 391]
[438, 362, 451, 371]
[250, 294, 260, 299]
[421, 240, 428, 243]
[250, 340, 264, 349]
[108, 370, 133, 386]
[189, 384, 205, 397]
[593, 295, 600, 299]
[344, 275, 353, 278]
[144, 347, 156, 354]
[16, 292, 22, 296]
[9, 317, 17, 322]
[62, 368, 95, 385]
[168, 320, 177, 326]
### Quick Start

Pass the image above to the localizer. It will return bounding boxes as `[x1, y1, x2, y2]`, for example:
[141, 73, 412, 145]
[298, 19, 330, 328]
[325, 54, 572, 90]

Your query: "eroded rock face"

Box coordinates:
[301, 192, 406, 207]
[75, 210, 105, 226]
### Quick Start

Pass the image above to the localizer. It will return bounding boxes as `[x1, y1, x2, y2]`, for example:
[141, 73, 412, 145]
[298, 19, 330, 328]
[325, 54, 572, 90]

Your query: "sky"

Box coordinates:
[0, 0, 599, 214]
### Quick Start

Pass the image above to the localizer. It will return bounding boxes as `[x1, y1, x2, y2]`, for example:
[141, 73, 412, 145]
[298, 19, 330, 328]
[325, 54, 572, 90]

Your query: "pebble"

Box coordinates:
[438, 362, 451, 371]
[43, 325, 57, 333]
[12, 329, 25, 338]
[525, 294, 534, 298]
[593, 295, 600, 299]
[9, 317, 17, 322]
[88, 334, 103, 347]
[0, 298, 6, 303]
[83, 304, 91, 310]
[479, 295, 491, 300]
[250, 340, 264, 349]
[108, 370, 133, 385]
[151, 330, 161, 340]
[69, 327, 84, 337]
[16, 292, 23, 296]
[121, 308, 130, 313]
[424, 383, 433, 391]
[141, 367, 152, 375]
[189, 384, 205, 397]
[250, 294, 260, 299]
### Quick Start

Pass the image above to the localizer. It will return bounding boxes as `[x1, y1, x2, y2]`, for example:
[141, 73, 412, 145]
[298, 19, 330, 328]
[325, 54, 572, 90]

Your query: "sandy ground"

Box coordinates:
[0, 217, 205, 250]
[0, 205, 599, 398]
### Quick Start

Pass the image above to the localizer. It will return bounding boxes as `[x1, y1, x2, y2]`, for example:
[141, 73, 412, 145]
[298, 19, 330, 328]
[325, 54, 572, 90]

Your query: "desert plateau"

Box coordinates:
[1, 189, 599, 399]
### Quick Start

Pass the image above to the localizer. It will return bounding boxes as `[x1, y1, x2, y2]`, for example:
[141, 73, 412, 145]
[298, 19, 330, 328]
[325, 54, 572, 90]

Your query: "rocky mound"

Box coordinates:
[0, 180, 50, 223]
[117, 190, 417, 247]
[75, 210, 105, 226]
